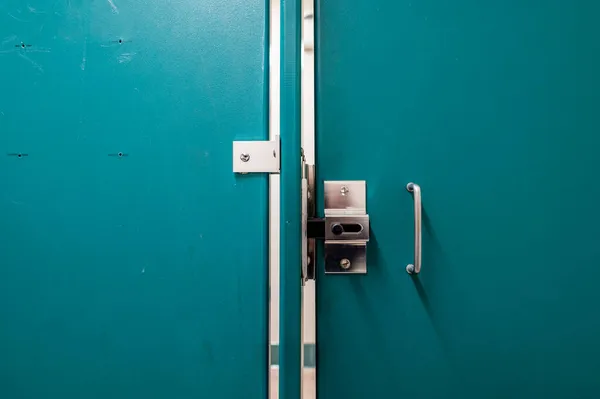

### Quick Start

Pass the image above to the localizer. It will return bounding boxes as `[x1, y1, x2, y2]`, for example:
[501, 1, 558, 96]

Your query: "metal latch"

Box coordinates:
[303, 160, 316, 283]
[323, 181, 369, 274]
[232, 136, 280, 174]
[305, 180, 370, 275]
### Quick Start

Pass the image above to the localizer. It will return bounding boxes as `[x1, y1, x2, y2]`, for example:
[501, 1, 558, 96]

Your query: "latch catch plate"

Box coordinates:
[232, 136, 280, 174]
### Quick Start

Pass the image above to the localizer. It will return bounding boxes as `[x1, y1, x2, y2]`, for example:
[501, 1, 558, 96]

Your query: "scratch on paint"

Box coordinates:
[27, 5, 45, 14]
[1, 47, 51, 56]
[18, 53, 44, 73]
[107, 0, 119, 14]
[1, 35, 17, 47]
[8, 13, 29, 22]
[27, 47, 51, 53]
[117, 52, 135, 64]
[81, 37, 88, 70]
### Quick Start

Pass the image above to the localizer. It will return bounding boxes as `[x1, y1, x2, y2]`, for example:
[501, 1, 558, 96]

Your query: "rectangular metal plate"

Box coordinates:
[306, 164, 316, 279]
[324, 181, 366, 215]
[324, 242, 367, 274]
[302, 178, 308, 283]
[232, 136, 280, 173]
[324, 180, 369, 274]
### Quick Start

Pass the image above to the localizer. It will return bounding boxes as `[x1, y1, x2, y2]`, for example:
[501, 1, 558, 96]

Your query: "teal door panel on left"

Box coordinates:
[0, 1, 269, 398]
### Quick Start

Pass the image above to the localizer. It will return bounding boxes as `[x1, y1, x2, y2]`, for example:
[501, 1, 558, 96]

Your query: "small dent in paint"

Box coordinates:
[108, 39, 130, 46]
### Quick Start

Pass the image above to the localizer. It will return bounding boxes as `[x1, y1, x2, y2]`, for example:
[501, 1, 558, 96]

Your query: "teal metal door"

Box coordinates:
[0, 1, 269, 398]
[315, 1, 600, 398]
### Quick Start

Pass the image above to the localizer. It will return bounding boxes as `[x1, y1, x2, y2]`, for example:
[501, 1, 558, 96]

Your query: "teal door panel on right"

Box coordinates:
[0, 1, 269, 398]
[316, 1, 600, 398]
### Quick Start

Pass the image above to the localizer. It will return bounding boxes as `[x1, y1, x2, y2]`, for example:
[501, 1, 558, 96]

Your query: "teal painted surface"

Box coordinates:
[0, 1, 269, 398]
[279, 0, 303, 398]
[316, 1, 600, 398]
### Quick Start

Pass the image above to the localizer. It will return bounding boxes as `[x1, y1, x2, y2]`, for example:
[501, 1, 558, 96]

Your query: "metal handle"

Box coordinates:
[406, 182, 422, 275]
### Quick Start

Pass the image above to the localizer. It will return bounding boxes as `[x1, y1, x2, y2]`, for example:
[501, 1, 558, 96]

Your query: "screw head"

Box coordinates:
[331, 224, 343, 236]
[240, 153, 250, 162]
[340, 186, 349, 196]
[339, 258, 351, 270]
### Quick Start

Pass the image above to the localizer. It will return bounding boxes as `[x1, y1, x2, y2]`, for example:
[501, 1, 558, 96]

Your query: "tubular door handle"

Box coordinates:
[406, 182, 422, 275]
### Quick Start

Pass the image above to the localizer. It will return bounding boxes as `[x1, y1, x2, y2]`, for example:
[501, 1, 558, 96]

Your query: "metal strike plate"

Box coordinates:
[306, 164, 316, 281]
[232, 136, 280, 173]
[302, 177, 308, 283]
[324, 181, 369, 274]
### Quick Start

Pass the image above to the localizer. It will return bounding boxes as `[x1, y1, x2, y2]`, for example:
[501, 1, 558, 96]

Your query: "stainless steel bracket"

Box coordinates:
[303, 163, 316, 282]
[324, 181, 370, 274]
[232, 136, 280, 174]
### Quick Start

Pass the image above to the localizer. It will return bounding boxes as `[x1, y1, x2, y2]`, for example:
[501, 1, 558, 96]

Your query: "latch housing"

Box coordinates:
[322, 181, 370, 274]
